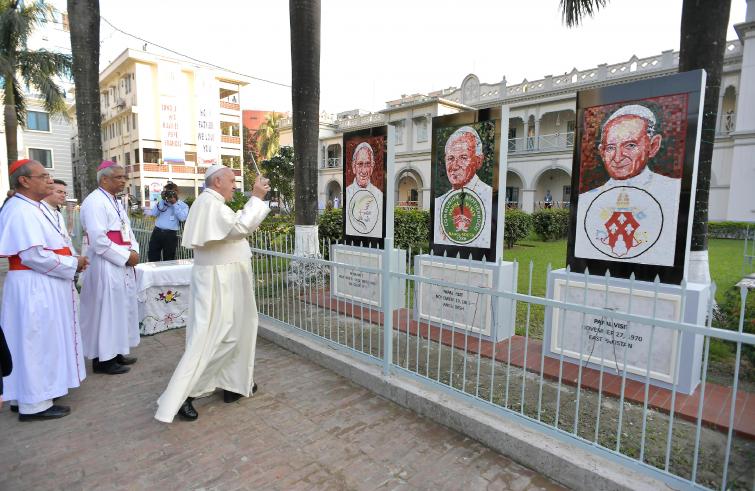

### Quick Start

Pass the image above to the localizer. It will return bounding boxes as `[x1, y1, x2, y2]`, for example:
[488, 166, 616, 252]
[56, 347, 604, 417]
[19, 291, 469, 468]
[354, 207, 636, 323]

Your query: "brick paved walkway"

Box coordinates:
[0, 321, 566, 490]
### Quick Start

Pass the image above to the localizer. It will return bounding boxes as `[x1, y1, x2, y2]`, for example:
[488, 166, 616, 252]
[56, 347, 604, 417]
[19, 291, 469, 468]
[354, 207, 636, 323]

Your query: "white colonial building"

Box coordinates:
[98, 49, 249, 208]
[280, 14, 755, 223]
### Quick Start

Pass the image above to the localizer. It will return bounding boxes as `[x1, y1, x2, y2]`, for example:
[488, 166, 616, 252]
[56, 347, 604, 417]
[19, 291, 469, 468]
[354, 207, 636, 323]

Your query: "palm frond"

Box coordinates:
[559, 0, 608, 27]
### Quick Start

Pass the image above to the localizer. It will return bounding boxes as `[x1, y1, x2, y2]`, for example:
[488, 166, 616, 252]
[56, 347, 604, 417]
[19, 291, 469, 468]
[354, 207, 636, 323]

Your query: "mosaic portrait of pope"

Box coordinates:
[574, 95, 688, 266]
[345, 138, 385, 239]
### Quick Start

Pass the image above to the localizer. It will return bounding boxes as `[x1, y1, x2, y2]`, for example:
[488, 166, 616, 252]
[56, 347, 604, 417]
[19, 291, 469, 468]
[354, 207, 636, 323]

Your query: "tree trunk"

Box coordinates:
[67, 0, 103, 200]
[289, 0, 320, 229]
[679, 0, 731, 283]
[4, 75, 18, 163]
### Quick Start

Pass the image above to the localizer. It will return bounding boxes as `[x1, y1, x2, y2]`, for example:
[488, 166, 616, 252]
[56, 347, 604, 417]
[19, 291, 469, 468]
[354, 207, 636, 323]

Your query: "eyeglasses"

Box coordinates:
[108, 175, 128, 181]
[25, 174, 51, 180]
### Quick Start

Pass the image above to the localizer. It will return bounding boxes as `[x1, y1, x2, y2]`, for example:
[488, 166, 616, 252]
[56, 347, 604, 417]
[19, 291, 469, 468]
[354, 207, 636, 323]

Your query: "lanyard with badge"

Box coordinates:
[99, 187, 130, 243]
[15, 194, 68, 243]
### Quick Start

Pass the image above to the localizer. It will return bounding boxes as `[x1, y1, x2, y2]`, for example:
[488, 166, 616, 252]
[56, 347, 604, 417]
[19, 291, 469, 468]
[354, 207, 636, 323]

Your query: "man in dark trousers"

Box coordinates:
[148, 182, 189, 262]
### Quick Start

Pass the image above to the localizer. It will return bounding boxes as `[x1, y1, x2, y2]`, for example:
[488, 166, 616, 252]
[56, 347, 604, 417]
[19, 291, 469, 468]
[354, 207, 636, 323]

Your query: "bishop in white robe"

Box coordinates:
[0, 159, 88, 420]
[79, 162, 140, 374]
[155, 165, 270, 423]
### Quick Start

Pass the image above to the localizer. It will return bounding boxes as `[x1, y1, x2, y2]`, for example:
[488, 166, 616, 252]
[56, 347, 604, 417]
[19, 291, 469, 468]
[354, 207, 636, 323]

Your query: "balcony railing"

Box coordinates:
[397, 200, 419, 209]
[221, 135, 241, 144]
[321, 158, 341, 169]
[508, 131, 575, 154]
[220, 100, 240, 111]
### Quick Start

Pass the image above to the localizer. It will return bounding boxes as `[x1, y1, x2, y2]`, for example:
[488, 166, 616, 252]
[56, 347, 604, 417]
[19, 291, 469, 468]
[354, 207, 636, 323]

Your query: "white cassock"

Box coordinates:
[42, 201, 77, 255]
[345, 181, 383, 239]
[575, 167, 681, 266]
[79, 188, 140, 361]
[0, 195, 85, 411]
[155, 189, 270, 423]
[434, 174, 493, 248]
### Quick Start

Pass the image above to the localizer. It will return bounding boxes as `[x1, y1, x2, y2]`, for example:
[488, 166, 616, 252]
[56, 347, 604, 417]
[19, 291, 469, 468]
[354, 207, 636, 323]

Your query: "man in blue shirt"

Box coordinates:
[148, 182, 189, 261]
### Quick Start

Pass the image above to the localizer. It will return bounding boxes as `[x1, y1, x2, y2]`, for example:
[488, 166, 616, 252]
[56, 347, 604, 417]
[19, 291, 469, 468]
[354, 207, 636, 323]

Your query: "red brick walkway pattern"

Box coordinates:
[306, 291, 755, 440]
[0, 329, 566, 491]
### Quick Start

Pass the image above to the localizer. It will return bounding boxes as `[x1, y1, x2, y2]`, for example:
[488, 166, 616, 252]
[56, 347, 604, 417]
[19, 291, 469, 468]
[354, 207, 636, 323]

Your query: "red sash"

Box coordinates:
[106, 230, 132, 246]
[9, 247, 73, 271]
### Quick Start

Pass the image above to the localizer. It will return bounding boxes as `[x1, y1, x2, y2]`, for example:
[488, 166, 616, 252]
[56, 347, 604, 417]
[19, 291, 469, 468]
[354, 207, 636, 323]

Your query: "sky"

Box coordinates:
[98, 0, 747, 114]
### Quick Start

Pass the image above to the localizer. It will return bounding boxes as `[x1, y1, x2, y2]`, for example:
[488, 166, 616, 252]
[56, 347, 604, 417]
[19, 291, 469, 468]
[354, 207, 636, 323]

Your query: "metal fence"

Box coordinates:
[248, 234, 754, 491]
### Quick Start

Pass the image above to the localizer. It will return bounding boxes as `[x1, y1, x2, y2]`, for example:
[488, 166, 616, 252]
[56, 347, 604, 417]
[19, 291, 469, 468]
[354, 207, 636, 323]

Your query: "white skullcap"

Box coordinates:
[205, 164, 228, 179]
[605, 104, 656, 127]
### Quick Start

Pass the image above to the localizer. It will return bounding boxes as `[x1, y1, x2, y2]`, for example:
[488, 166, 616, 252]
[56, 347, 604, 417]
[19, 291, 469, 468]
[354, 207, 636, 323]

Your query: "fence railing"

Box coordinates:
[247, 234, 754, 491]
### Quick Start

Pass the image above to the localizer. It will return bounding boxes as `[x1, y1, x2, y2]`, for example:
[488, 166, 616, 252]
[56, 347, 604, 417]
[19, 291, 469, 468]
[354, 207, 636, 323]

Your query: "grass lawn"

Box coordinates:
[503, 238, 749, 303]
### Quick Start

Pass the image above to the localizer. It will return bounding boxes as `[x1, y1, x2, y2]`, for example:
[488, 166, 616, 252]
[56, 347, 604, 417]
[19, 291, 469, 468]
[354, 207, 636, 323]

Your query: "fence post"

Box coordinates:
[382, 237, 394, 376]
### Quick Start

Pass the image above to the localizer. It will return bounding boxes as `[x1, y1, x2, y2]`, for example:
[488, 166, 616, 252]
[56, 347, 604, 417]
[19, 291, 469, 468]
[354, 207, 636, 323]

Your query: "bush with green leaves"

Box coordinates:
[394, 208, 430, 253]
[532, 208, 570, 241]
[708, 221, 754, 240]
[503, 209, 532, 249]
[317, 208, 344, 258]
[227, 192, 249, 212]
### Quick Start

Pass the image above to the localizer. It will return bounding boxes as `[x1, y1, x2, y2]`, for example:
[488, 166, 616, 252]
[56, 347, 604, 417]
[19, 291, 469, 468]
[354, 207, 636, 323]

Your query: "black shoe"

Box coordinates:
[92, 358, 99, 370]
[10, 405, 18, 413]
[223, 383, 257, 403]
[177, 398, 198, 421]
[223, 390, 242, 403]
[18, 404, 70, 421]
[93, 358, 130, 375]
[116, 354, 137, 365]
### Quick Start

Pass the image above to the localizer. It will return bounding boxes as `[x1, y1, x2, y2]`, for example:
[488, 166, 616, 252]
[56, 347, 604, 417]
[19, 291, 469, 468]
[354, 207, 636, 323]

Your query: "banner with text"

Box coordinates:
[159, 63, 184, 163]
[195, 70, 220, 167]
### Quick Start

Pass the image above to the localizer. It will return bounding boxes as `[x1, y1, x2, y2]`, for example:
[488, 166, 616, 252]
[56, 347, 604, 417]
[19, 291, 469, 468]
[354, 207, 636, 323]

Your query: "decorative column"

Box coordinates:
[726, 4, 755, 221]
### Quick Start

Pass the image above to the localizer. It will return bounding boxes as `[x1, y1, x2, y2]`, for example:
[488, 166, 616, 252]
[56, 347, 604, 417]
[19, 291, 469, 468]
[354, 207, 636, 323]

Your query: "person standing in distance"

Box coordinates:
[147, 182, 189, 262]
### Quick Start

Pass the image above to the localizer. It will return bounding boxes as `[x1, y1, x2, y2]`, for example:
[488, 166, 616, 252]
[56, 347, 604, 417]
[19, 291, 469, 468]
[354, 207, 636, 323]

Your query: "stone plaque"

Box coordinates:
[550, 279, 681, 383]
[414, 255, 516, 342]
[331, 244, 405, 308]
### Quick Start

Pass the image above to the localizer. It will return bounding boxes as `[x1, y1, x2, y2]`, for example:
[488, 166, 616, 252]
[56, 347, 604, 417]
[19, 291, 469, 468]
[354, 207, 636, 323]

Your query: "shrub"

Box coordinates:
[227, 192, 249, 212]
[532, 208, 570, 241]
[708, 221, 754, 240]
[504, 209, 532, 249]
[318, 208, 344, 258]
[394, 208, 430, 253]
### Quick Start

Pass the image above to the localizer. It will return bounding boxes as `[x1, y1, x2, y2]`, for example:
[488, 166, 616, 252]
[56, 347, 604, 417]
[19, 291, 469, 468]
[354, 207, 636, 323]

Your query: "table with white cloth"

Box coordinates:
[135, 259, 193, 335]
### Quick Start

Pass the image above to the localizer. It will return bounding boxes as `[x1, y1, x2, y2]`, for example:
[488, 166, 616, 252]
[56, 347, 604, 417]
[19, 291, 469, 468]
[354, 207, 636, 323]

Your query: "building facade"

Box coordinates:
[281, 25, 754, 222]
[98, 49, 248, 208]
[0, 3, 76, 199]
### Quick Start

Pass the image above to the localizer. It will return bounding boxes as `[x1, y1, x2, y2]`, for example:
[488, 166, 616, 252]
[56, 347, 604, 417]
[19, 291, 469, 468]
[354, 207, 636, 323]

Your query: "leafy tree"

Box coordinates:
[257, 112, 281, 161]
[559, 0, 732, 282]
[67, 0, 102, 198]
[261, 145, 295, 211]
[0, 0, 72, 163]
[243, 124, 260, 190]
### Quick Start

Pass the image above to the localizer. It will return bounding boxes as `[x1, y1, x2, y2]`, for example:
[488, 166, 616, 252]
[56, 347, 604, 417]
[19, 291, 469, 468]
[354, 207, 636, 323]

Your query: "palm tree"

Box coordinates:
[289, 0, 320, 256]
[0, 0, 71, 163]
[257, 111, 282, 161]
[560, 0, 732, 283]
[67, 0, 102, 197]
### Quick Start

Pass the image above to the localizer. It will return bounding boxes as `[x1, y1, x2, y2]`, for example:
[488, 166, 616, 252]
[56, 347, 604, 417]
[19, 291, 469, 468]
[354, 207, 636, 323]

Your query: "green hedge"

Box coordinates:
[708, 221, 754, 240]
[504, 209, 533, 249]
[532, 208, 570, 241]
[394, 208, 430, 253]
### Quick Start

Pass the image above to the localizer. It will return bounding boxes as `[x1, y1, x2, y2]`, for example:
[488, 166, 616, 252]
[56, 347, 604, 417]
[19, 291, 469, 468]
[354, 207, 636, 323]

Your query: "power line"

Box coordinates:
[99, 16, 291, 89]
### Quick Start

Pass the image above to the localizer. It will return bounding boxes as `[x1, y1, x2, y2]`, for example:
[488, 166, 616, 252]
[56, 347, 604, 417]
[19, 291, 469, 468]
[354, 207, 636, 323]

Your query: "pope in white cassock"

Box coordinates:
[79, 161, 141, 375]
[0, 159, 89, 421]
[155, 165, 271, 423]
